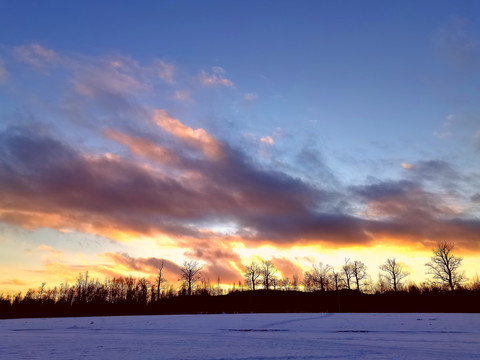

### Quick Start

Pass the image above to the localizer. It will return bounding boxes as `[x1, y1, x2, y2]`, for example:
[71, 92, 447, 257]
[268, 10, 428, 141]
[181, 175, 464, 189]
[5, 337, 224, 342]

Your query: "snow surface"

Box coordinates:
[1, 313, 479, 359]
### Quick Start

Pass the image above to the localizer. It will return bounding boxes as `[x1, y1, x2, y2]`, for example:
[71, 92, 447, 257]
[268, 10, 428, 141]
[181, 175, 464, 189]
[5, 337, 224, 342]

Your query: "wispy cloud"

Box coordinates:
[13, 44, 61, 70]
[199, 66, 234, 87]
[434, 16, 480, 67]
[174, 90, 191, 101]
[244, 92, 258, 102]
[1, 278, 28, 286]
[153, 109, 222, 159]
[154, 60, 175, 84]
[260, 136, 274, 145]
[0, 61, 8, 83]
[473, 129, 480, 151]
[102, 252, 181, 280]
[433, 113, 456, 139]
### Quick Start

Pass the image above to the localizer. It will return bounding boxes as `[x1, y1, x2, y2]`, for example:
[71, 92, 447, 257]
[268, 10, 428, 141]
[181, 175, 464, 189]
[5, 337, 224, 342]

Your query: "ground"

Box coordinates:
[1, 313, 478, 359]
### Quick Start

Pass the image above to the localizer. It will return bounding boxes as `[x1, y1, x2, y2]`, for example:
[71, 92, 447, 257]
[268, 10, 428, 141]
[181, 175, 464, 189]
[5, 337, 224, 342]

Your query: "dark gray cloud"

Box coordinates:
[0, 124, 479, 251]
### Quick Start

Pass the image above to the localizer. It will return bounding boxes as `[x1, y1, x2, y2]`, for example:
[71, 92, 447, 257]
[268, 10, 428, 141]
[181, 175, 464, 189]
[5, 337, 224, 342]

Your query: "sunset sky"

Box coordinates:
[0, 1, 479, 293]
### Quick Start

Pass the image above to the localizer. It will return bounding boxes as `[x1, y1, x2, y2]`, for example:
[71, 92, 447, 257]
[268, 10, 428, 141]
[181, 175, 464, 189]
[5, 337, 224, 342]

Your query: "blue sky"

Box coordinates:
[0, 1, 479, 291]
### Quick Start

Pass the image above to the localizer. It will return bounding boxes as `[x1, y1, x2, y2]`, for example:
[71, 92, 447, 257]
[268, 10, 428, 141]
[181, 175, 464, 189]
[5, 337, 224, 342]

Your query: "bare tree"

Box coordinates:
[280, 277, 292, 291]
[260, 260, 277, 290]
[244, 262, 262, 291]
[292, 274, 300, 291]
[303, 263, 333, 291]
[425, 242, 465, 291]
[180, 260, 203, 296]
[352, 260, 367, 292]
[331, 269, 342, 291]
[379, 258, 409, 292]
[342, 258, 355, 290]
[156, 260, 166, 301]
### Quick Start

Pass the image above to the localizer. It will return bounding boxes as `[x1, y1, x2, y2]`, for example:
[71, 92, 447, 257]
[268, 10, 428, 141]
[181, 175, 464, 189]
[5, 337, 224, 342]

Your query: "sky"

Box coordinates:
[0, 1, 479, 292]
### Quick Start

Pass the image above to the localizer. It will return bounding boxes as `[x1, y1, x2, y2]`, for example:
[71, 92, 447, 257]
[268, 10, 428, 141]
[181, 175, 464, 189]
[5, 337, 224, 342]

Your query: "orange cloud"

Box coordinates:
[153, 109, 222, 159]
[105, 128, 180, 165]
[1, 279, 28, 286]
[261, 136, 274, 145]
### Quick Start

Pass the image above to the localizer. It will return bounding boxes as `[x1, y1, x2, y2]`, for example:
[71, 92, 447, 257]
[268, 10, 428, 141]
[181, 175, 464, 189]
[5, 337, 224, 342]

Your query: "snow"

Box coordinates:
[0, 313, 479, 359]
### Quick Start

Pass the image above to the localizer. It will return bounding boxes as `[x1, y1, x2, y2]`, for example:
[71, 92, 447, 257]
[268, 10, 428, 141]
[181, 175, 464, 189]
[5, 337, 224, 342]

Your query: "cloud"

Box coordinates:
[103, 249, 242, 284]
[471, 193, 480, 203]
[9, 45, 176, 128]
[260, 136, 274, 145]
[199, 67, 234, 87]
[353, 180, 456, 220]
[0, 61, 8, 83]
[1, 115, 479, 253]
[13, 44, 60, 69]
[73, 64, 148, 98]
[473, 129, 480, 151]
[174, 90, 191, 101]
[244, 93, 258, 102]
[211, 66, 226, 74]
[350, 177, 480, 249]
[434, 16, 480, 67]
[103, 252, 181, 280]
[39, 244, 64, 257]
[0, 122, 321, 243]
[154, 60, 175, 84]
[152, 109, 222, 159]
[433, 114, 457, 139]
[272, 257, 303, 278]
[1, 279, 28, 286]
[185, 242, 243, 283]
[104, 128, 181, 165]
[295, 148, 339, 188]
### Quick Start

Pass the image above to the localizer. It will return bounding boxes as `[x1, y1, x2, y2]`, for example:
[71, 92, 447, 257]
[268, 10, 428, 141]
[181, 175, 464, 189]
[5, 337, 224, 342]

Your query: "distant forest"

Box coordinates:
[1, 242, 479, 318]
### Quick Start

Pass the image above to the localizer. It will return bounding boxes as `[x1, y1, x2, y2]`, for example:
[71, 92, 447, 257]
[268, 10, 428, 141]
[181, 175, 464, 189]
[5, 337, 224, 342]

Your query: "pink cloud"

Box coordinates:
[13, 44, 60, 69]
[174, 90, 191, 101]
[105, 128, 180, 165]
[153, 109, 222, 159]
[73, 65, 148, 98]
[198, 67, 233, 87]
[261, 136, 274, 145]
[154, 60, 175, 84]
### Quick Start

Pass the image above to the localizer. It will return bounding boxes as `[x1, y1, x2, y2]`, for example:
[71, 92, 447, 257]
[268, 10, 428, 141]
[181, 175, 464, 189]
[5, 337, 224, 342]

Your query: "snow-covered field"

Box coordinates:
[1, 313, 478, 359]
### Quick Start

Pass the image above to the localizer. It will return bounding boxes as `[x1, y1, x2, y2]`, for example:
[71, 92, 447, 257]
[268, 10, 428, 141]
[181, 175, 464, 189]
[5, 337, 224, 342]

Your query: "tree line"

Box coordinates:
[1, 242, 478, 318]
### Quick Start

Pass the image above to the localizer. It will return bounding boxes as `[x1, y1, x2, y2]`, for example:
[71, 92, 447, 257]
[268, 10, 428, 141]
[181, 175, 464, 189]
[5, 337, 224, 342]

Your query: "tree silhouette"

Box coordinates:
[352, 260, 367, 292]
[331, 269, 342, 291]
[303, 263, 333, 291]
[425, 242, 465, 291]
[342, 258, 355, 290]
[260, 260, 277, 290]
[379, 258, 409, 292]
[244, 262, 262, 291]
[156, 260, 166, 301]
[180, 260, 203, 296]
